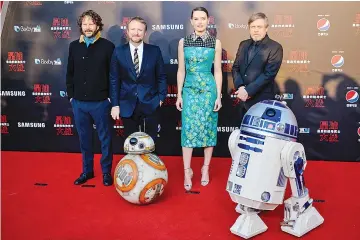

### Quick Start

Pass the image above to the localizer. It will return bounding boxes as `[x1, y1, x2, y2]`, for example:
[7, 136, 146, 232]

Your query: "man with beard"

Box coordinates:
[109, 17, 167, 144]
[66, 10, 115, 186]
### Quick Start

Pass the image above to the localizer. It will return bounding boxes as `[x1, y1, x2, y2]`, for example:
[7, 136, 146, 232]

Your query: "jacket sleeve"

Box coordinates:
[155, 46, 167, 102]
[66, 43, 74, 100]
[109, 48, 120, 107]
[232, 41, 245, 89]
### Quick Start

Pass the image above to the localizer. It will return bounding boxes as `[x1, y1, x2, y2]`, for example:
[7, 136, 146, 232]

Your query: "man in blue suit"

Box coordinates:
[232, 12, 283, 110]
[109, 16, 167, 143]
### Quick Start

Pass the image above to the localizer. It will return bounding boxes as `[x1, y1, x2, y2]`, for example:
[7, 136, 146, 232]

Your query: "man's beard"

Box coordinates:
[131, 37, 143, 43]
[82, 29, 99, 38]
[131, 39, 142, 43]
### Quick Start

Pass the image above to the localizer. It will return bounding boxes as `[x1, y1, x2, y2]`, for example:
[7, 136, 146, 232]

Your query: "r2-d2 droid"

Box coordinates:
[227, 100, 324, 239]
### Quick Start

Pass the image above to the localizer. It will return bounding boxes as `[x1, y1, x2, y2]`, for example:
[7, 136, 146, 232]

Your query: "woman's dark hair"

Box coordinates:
[77, 10, 104, 33]
[191, 7, 209, 19]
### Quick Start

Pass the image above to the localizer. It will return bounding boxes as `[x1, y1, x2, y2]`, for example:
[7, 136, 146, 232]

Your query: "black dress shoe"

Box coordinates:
[103, 173, 113, 186]
[74, 172, 94, 185]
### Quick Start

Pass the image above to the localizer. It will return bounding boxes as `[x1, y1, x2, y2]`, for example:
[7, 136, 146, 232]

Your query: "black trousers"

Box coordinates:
[122, 103, 160, 144]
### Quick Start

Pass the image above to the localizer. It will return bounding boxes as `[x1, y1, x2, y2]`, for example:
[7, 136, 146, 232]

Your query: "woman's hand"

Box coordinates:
[176, 97, 183, 111]
[213, 97, 222, 112]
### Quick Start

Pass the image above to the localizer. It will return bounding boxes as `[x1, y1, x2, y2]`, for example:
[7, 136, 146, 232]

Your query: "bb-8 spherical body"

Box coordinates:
[114, 132, 168, 205]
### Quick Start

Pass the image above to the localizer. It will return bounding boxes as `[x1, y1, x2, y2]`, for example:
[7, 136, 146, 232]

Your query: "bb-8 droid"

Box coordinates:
[114, 132, 168, 205]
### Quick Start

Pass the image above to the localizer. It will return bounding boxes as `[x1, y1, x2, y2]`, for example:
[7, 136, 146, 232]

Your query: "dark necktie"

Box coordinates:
[133, 48, 139, 77]
[247, 42, 258, 63]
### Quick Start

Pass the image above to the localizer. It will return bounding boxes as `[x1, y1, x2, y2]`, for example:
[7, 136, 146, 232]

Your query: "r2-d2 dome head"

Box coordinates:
[124, 132, 155, 154]
[241, 100, 298, 141]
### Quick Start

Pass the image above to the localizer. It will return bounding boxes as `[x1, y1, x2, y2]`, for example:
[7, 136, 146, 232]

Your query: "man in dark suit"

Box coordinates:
[66, 10, 114, 186]
[109, 17, 167, 143]
[232, 12, 283, 110]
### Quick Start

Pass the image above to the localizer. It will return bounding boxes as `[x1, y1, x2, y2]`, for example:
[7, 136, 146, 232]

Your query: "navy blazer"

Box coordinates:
[109, 43, 167, 117]
[232, 35, 283, 107]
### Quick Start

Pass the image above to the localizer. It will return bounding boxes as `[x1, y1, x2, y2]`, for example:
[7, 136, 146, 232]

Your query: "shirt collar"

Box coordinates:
[191, 31, 210, 41]
[84, 36, 95, 47]
[79, 31, 101, 44]
[129, 41, 144, 53]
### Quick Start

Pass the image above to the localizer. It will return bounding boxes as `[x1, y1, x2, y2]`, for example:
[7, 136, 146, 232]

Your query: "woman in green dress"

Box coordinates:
[176, 7, 222, 191]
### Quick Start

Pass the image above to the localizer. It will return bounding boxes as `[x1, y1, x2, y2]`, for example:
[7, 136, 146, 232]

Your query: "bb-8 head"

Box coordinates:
[124, 132, 155, 154]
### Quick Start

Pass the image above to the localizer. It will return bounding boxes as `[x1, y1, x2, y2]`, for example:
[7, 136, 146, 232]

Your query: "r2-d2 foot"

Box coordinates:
[280, 189, 324, 237]
[230, 204, 268, 239]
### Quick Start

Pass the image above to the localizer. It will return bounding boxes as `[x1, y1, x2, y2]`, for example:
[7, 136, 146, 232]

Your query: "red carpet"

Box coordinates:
[1, 151, 360, 240]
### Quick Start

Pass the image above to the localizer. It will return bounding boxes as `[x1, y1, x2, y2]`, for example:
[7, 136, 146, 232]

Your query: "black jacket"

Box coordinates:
[66, 35, 115, 101]
[232, 35, 283, 107]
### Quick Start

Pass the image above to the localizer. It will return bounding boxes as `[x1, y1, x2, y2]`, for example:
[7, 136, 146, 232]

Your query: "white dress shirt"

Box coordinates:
[129, 41, 144, 72]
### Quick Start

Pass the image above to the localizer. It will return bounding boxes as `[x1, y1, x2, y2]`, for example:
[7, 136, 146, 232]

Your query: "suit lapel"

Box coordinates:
[138, 43, 148, 78]
[244, 41, 251, 67]
[124, 43, 137, 79]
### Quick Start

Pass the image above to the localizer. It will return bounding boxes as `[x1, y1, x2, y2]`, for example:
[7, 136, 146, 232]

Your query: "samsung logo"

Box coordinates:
[152, 24, 184, 31]
[1, 91, 26, 96]
[170, 59, 178, 64]
[217, 127, 239, 132]
[18, 122, 46, 128]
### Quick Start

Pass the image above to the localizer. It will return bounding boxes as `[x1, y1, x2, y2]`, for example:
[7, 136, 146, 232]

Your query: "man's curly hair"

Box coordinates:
[77, 10, 104, 34]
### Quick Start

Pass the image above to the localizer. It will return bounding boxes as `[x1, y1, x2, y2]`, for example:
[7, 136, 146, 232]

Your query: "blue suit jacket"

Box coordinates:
[232, 35, 283, 108]
[109, 43, 167, 117]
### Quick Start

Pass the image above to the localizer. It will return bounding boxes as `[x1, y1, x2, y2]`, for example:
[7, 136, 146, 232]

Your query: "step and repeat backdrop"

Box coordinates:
[1, 1, 360, 161]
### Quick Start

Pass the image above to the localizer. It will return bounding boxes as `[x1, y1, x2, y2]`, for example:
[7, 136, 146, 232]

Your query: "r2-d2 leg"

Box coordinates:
[280, 142, 324, 237]
[228, 129, 268, 239]
[230, 204, 268, 239]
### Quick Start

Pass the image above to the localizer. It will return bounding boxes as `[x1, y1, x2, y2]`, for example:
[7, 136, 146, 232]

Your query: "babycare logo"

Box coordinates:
[14, 25, 41, 32]
[34, 58, 62, 65]
[228, 23, 248, 29]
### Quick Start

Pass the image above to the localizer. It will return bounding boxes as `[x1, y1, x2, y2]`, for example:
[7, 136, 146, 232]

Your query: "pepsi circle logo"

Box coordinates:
[331, 55, 344, 68]
[358, 127, 360, 137]
[346, 90, 359, 103]
[317, 18, 330, 32]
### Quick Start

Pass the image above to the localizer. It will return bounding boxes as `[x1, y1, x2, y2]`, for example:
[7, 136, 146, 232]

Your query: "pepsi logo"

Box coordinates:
[317, 18, 330, 32]
[358, 127, 360, 137]
[346, 90, 359, 103]
[331, 55, 344, 68]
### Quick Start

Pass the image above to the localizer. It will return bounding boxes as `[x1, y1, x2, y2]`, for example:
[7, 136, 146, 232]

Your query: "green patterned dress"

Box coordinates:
[181, 32, 218, 148]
